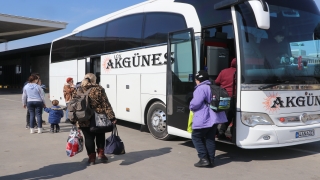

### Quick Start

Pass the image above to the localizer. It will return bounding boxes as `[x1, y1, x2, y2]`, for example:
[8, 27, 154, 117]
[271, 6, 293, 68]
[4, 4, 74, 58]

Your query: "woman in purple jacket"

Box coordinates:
[189, 70, 227, 168]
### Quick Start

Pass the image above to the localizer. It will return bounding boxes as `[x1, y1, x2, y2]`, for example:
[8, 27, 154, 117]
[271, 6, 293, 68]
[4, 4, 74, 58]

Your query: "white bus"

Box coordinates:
[50, 0, 320, 148]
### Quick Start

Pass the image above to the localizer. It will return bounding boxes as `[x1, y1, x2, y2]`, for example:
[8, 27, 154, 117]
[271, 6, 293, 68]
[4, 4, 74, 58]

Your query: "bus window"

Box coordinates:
[65, 33, 81, 60]
[80, 23, 107, 57]
[143, 12, 187, 46]
[106, 14, 144, 52]
[51, 39, 65, 63]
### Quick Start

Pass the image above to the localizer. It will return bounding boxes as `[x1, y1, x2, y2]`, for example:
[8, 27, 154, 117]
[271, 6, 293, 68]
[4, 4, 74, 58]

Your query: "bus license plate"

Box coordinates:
[295, 129, 315, 138]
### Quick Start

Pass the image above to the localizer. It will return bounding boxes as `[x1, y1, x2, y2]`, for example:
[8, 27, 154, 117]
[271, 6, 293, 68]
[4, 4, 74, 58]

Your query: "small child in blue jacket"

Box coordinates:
[44, 100, 64, 133]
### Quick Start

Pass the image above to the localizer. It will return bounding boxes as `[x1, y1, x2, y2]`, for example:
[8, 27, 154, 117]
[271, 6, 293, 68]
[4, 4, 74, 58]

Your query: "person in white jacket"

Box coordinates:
[22, 74, 46, 134]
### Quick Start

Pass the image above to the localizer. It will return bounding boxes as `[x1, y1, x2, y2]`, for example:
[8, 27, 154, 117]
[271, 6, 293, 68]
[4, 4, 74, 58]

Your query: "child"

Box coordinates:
[44, 100, 64, 133]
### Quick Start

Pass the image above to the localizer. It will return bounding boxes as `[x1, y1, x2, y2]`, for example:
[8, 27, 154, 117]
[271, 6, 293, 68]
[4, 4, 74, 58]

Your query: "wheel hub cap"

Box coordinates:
[151, 109, 166, 132]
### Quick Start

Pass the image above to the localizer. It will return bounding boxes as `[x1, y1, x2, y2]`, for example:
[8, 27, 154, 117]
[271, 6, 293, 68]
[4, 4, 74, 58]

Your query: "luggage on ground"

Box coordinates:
[105, 125, 125, 155]
[66, 125, 83, 157]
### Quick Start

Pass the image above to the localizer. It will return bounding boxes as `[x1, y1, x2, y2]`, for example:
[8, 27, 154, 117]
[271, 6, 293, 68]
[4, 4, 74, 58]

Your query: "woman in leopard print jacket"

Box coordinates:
[70, 73, 116, 165]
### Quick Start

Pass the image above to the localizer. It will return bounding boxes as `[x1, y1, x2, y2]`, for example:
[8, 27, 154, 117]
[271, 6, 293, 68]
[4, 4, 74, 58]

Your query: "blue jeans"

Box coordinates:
[27, 101, 43, 128]
[65, 103, 69, 120]
[192, 124, 218, 161]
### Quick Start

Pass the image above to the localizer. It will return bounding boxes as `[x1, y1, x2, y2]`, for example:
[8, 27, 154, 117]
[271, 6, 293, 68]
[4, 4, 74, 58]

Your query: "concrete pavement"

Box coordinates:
[0, 93, 320, 180]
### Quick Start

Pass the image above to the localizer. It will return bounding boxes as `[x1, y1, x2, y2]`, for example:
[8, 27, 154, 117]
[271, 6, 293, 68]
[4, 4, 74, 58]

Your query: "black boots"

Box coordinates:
[50, 125, 60, 133]
[55, 126, 60, 133]
[194, 157, 214, 168]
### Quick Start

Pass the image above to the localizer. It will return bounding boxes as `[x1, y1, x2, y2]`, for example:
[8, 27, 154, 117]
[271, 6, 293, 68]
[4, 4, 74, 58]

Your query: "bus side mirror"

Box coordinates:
[248, 0, 270, 29]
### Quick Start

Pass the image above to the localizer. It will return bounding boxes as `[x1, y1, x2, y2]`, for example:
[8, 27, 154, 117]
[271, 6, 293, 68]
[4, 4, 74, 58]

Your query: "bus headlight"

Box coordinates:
[241, 112, 274, 127]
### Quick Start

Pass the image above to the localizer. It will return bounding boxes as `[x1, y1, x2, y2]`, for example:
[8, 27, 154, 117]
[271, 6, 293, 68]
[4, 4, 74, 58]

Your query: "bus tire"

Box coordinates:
[147, 102, 172, 140]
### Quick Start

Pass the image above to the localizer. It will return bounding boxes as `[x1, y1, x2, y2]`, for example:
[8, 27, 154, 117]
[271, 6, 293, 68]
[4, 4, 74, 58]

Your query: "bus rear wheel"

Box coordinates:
[147, 102, 172, 140]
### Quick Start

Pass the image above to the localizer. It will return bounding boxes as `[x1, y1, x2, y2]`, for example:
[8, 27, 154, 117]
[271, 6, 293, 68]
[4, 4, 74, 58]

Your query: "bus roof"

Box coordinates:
[52, 0, 178, 42]
[72, 0, 163, 33]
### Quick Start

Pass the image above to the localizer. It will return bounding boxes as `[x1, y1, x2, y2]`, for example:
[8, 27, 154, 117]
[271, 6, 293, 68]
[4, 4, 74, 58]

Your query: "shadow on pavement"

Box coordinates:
[116, 120, 141, 131]
[0, 161, 87, 180]
[109, 147, 172, 165]
[55, 124, 73, 133]
[179, 139, 320, 167]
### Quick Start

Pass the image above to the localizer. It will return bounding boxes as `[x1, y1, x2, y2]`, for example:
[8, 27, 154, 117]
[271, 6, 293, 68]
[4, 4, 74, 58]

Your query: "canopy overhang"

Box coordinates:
[0, 13, 67, 43]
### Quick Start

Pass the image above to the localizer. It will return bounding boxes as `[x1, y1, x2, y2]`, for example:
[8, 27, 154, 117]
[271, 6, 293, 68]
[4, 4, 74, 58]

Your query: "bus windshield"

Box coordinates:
[236, 1, 320, 86]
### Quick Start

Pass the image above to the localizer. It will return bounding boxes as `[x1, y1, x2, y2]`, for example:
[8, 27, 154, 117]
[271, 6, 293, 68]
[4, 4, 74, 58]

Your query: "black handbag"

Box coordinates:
[104, 125, 125, 155]
[90, 112, 113, 133]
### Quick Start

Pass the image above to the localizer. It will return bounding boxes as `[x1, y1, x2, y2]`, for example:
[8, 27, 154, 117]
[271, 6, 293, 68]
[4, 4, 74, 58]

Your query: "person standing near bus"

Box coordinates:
[190, 70, 227, 168]
[23, 72, 39, 129]
[215, 58, 237, 140]
[63, 77, 75, 123]
[70, 73, 117, 165]
[22, 74, 46, 134]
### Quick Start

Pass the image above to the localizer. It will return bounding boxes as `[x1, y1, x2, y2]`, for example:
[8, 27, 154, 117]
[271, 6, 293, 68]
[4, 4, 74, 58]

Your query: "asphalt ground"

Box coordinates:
[0, 92, 320, 180]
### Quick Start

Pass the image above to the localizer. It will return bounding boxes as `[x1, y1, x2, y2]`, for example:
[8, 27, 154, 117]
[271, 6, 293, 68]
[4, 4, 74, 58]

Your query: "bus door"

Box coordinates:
[166, 28, 196, 138]
[85, 57, 101, 84]
[202, 24, 237, 143]
[202, 24, 235, 79]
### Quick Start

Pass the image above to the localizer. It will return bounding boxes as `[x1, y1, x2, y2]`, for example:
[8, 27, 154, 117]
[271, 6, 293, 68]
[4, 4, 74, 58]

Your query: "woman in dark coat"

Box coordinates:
[70, 73, 116, 165]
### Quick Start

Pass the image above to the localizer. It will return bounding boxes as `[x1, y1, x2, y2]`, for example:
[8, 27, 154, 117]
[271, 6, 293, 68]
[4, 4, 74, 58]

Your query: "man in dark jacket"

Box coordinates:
[215, 58, 236, 140]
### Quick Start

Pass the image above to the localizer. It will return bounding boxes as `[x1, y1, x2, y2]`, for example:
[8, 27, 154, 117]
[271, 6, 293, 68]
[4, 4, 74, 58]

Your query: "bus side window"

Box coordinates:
[143, 12, 187, 46]
[106, 14, 144, 52]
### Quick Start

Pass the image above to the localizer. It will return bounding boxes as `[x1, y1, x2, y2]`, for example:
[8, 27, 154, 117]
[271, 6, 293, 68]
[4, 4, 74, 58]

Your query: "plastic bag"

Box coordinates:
[66, 125, 83, 157]
[187, 111, 193, 133]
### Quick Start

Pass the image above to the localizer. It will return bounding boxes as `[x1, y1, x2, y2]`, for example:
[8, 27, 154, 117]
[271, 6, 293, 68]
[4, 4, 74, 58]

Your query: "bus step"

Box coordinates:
[215, 138, 234, 145]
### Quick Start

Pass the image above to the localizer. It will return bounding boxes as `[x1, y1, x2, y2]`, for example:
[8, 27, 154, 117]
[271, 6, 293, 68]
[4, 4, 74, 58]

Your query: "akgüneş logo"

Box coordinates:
[102, 52, 174, 72]
[263, 92, 320, 113]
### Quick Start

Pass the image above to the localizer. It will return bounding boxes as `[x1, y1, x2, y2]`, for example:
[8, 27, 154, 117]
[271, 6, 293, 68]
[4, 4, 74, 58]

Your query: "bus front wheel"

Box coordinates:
[147, 102, 172, 140]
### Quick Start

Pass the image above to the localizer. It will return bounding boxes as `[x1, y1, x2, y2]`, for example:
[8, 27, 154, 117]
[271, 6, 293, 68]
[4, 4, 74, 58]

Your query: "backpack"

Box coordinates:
[208, 84, 231, 112]
[67, 87, 93, 122]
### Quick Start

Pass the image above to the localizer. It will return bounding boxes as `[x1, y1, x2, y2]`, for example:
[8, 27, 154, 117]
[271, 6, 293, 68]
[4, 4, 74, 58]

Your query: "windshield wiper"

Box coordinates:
[258, 80, 290, 90]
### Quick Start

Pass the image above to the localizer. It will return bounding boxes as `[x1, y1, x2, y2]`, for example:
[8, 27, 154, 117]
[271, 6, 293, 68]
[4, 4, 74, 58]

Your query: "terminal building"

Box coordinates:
[0, 13, 67, 89]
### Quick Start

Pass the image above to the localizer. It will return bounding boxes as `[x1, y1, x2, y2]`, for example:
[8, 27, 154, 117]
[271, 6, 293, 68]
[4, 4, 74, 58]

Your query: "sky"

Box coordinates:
[0, 0, 320, 52]
[0, 0, 145, 51]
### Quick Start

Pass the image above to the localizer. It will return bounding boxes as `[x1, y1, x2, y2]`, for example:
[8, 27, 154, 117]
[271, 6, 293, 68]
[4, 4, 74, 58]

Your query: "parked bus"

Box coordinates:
[50, 0, 320, 148]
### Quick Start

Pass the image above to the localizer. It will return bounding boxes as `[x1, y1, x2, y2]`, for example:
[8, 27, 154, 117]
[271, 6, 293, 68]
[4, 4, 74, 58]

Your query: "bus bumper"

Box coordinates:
[236, 121, 320, 149]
